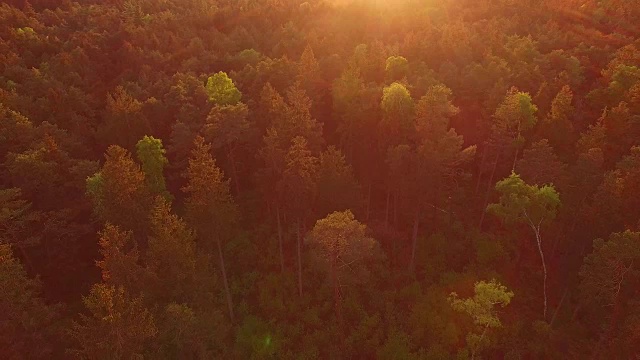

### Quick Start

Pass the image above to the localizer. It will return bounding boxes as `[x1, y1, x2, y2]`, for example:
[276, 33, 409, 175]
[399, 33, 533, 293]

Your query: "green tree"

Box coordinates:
[492, 88, 538, 170]
[135, 136, 170, 201]
[385, 55, 409, 82]
[380, 82, 414, 148]
[480, 88, 538, 228]
[182, 136, 238, 321]
[487, 173, 560, 320]
[449, 280, 514, 360]
[206, 72, 242, 106]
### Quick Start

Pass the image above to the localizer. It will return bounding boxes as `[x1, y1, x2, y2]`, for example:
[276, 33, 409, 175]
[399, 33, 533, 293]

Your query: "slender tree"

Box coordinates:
[182, 136, 239, 321]
[487, 173, 560, 320]
[449, 280, 514, 360]
[279, 136, 318, 297]
[479, 88, 538, 228]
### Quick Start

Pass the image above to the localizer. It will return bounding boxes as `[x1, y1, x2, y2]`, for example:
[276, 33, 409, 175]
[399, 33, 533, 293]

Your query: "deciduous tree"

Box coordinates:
[449, 280, 514, 360]
[487, 173, 559, 320]
[205, 71, 242, 106]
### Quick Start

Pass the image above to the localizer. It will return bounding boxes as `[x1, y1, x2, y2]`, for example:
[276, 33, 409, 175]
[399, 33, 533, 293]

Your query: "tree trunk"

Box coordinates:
[475, 143, 488, 195]
[365, 182, 371, 222]
[331, 253, 341, 323]
[276, 204, 284, 274]
[550, 289, 568, 327]
[384, 186, 391, 227]
[479, 151, 500, 229]
[409, 209, 420, 272]
[297, 221, 303, 297]
[227, 146, 241, 196]
[472, 323, 490, 360]
[533, 226, 548, 321]
[512, 147, 519, 172]
[216, 236, 234, 322]
[393, 190, 398, 227]
[17, 244, 36, 275]
[591, 295, 622, 360]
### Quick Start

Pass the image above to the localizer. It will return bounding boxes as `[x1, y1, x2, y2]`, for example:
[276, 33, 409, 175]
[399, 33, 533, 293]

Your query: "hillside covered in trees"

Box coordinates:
[1, 0, 640, 358]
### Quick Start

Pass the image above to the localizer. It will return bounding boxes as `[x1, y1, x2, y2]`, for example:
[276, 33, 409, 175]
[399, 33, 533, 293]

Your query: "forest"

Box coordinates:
[1, 0, 640, 358]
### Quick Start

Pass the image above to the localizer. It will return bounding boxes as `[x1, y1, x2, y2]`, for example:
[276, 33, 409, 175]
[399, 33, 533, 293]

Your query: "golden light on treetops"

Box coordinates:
[2, 0, 639, 358]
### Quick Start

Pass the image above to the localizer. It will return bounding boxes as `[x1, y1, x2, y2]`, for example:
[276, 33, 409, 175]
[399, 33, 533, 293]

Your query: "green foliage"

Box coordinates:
[380, 82, 414, 145]
[377, 330, 420, 360]
[381, 82, 414, 121]
[206, 72, 242, 106]
[449, 280, 514, 328]
[415, 84, 460, 136]
[136, 136, 170, 200]
[491, 88, 538, 148]
[449, 280, 514, 359]
[3, 0, 640, 357]
[385, 56, 409, 82]
[487, 173, 560, 226]
[236, 48, 263, 66]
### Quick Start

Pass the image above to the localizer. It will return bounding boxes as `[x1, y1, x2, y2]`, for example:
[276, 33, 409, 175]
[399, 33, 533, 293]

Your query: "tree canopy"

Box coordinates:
[1, 0, 639, 357]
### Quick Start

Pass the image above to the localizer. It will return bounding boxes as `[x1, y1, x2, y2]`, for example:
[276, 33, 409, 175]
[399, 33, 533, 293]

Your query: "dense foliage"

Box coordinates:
[1, 0, 640, 358]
